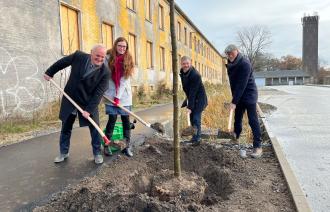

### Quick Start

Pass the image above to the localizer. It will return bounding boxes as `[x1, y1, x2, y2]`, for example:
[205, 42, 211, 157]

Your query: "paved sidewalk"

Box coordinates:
[0, 103, 173, 212]
[259, 86, 330, 212]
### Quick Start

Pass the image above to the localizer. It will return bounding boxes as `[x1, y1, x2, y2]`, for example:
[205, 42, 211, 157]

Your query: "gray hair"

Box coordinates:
[224, 44, 239, 53]
[91, 44, 106, 52]
[181, 55, 192, 62]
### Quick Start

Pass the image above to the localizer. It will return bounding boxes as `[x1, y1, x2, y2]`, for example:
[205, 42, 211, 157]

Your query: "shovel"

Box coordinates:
[181, 109, 196, 137]
[102, 95, 165, 134]
[49, 79, 111, 145]
[217, 107, 236, 139]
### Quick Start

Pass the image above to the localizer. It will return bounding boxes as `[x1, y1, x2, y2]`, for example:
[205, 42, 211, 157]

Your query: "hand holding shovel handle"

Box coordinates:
[49, 79, 110, 145]
[103, 95, 151, 127]
[103, 95, 165, 134]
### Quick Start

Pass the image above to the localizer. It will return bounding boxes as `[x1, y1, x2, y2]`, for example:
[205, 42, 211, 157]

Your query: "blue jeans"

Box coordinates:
[59, 114, 101, 156]
[189, 110, 202, 141]
[234, 102, 261, 148]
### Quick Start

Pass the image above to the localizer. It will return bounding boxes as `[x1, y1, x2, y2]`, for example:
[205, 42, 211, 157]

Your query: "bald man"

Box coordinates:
[44, 45, 109, 164]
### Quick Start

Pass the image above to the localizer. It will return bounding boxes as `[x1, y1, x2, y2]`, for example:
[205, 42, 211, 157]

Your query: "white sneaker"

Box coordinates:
[251, 148, 263, 158]
[54, 153, 69, 163]
[94, 154, 104, 164]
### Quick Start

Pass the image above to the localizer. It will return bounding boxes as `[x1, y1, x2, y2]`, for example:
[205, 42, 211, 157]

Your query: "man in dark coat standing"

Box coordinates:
[180, 56, 208, 146]
[44, 44, 109, 164]
[225, 44, 262, 158]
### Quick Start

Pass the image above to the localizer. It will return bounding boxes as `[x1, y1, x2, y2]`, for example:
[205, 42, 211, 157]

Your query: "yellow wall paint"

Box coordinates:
[60, 0, 224, 87]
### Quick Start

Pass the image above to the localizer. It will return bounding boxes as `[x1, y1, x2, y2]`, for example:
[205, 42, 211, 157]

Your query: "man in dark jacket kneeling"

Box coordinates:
[225, 44, 262, 158]
[180, 56, 208, 146]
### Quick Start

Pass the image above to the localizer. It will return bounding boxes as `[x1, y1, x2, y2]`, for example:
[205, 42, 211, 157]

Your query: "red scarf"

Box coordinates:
[111, 54, 124, 95]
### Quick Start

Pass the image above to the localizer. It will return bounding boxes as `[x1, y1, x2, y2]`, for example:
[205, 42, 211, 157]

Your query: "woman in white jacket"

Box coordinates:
[104, 37, 134, 157]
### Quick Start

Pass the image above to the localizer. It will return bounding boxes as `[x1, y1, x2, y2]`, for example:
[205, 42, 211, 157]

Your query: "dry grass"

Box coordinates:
[180, 82, 252, 144]
[0, 100, 61, 134]
[1, 81, 252, 145]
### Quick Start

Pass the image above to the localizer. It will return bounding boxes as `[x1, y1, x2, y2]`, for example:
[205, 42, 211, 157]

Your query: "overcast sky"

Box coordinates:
[176, 0, 330, 66]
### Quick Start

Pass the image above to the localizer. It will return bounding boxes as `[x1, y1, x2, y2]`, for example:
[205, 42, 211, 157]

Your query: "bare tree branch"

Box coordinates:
[236, 25, 272, 69]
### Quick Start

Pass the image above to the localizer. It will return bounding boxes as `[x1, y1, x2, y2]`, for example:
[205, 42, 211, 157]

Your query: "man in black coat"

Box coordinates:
[180, 56, 208, 146]
[225, 44, 262, 158]
[44, 44, 109, 164]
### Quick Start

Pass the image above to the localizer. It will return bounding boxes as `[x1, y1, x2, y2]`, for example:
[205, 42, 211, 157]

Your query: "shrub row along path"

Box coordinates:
[0, 103, 173, 212]
[259, 85, 330, 212]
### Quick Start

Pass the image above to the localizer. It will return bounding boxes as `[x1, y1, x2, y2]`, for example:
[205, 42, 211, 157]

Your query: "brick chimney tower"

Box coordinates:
[302, 13, 319, 82]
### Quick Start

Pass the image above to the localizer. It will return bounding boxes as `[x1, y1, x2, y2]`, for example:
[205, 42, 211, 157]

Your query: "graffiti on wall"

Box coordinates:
[0, 47, 45, 117]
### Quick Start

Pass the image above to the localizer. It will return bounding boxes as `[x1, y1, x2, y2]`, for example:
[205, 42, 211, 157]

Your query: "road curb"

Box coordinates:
[305, 84, 330, 88]
[259, 110, 312, 212]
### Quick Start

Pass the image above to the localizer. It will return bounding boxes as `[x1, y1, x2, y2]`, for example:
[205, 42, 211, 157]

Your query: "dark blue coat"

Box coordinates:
[180, 67, 208, 112]
[227, 53, 258, 105]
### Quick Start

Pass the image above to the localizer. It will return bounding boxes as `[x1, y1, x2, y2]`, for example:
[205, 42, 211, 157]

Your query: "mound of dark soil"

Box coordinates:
[34, 137, 295, 212]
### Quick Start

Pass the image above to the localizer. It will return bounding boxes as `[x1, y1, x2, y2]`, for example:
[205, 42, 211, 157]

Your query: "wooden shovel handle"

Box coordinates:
[228, 108, 234, 131]
[103, 95, 151, 128]
[49, 79, 110, 145]
[187, 111, 191, 126]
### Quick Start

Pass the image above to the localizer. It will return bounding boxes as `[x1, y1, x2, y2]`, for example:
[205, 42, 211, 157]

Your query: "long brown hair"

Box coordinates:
[107, 37, 134, 78]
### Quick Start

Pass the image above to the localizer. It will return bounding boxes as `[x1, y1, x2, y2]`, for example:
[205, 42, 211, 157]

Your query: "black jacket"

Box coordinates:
[227, 53, 258, 105]
[180, 67, 208, 112]
[45, 51, 109, 126]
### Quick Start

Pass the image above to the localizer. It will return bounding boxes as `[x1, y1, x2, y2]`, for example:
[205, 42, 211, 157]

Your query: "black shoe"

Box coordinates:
[104, 146, 112, 156]
[191, 139, 201, 146]
[122, 147, 133, 157]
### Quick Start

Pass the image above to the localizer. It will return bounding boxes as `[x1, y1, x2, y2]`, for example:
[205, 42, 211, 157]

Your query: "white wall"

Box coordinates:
[255, 78, 265, 87]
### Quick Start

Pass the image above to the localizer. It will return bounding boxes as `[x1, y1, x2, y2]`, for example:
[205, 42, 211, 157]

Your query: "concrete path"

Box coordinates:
[0, 103, 173, 212]
[259, 86, 330, 212]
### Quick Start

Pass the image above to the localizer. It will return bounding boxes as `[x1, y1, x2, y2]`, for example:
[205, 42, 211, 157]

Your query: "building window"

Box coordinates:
[159, 4, 164, 30]
[184, 27, 187, 45]
[146, 41, 153, 68]
[189, 32, 192, 48]
[145, 0, 151, 21]
[60, 4, 80, 55]
[159, 46, 165, 71]
[127, 0, 135, 11]
[177, 21, 181, 41]
[178, 54, 182, 68]
[101, 22, 113, 50]
[132, 85, 138, 93]
[128, 33, 137, 65]
[194, 36, 197, 51]
[197, 40, 200, 53]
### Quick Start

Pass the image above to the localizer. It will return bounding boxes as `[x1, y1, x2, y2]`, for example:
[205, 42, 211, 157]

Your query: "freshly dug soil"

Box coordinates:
[258, 102, 277, 114]
[34, 137, 295, 212]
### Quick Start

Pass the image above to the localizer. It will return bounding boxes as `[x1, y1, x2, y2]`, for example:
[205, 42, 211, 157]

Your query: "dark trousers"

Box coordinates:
[234, 102, 262, 148]
[190, 110, 202, 141]
[105, 115, 131, 144]
[59, 114, 101, 156]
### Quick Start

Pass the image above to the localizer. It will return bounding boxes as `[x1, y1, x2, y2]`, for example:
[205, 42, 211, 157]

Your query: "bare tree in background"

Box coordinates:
[169, 0, 181, 177]
[236, 25, 272, 69]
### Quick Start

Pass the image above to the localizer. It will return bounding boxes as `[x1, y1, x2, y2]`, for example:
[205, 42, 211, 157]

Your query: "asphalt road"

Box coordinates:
[0, 103, 173, 212]
[259, 85, 330, 212]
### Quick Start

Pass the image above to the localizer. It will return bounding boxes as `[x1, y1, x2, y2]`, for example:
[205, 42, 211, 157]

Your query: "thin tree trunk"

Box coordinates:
[169, 0, 181, 177]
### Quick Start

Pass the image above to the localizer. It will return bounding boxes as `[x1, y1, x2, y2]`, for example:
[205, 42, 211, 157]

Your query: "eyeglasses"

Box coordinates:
[117, 45, 127, 49]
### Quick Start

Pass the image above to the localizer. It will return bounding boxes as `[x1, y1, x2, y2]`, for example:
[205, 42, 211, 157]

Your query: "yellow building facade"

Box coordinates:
[59, 0, 226, 92]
